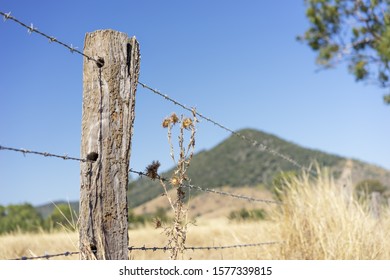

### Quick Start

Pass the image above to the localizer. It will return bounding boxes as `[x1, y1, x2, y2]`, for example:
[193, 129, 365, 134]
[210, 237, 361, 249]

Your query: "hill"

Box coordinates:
[34, 129, 390, 216]
[35, 201, 79, 219]
[128, 128, 390, 208]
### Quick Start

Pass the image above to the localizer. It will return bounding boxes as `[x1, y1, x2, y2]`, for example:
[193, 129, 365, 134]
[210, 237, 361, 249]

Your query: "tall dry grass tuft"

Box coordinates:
[273, 168, 390, 260]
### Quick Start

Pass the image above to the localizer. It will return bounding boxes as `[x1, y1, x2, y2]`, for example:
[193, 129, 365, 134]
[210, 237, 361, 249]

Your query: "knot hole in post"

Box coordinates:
[96, 57, 105, 68]
[87, 152, 99, 162]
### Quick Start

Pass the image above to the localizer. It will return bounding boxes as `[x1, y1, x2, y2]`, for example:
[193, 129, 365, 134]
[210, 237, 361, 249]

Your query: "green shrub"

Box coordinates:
[228, 208, 266, 221]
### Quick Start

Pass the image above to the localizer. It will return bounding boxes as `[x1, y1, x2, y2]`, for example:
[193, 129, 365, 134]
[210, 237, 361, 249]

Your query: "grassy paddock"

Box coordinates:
[1, 169, 389, 260]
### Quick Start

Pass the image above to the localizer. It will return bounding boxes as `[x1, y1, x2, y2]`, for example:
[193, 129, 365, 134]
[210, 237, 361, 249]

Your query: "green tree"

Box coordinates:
[300, 0, 390, 104]
[0, 203, 43, 234]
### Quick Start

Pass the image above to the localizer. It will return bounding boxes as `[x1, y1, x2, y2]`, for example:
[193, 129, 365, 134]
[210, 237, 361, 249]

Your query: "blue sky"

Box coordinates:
[1, 1, 389, 206]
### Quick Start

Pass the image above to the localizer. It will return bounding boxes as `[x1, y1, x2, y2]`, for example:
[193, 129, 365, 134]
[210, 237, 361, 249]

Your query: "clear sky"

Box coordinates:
[1, 1, 389, 206]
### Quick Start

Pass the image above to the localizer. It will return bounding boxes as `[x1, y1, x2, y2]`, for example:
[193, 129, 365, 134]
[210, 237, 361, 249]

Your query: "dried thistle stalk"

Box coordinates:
[159, 109, 198, 259]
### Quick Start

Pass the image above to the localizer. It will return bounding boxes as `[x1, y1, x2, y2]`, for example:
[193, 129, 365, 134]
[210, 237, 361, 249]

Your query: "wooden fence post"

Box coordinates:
[79, 30, 140, 260]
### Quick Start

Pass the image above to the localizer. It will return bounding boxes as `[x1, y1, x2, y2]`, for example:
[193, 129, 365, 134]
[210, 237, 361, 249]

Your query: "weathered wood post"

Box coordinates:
[79, 30, 140, 260]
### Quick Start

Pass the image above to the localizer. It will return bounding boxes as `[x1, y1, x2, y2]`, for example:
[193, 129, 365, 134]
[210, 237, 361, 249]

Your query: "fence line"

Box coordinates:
[0, 144, 282, 260]
[0, 144, 279, 204]
[11, 251, 80, 260]
[0, 10, 314, 175]
[0, 145, 89, 162]
[129, 169, 281, 205]
[11, 242, 282, 260]
[183, 183, 281, 204]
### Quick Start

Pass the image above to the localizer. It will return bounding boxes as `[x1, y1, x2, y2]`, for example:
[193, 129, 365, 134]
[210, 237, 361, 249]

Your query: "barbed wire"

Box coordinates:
[130, 241, 283, 252]
[0, 145, 89, 162]
[0, 144, 275, 204]
[11, 251, 79, 260]
[129, 169, 281, 204]
[183, 183, 281, 205]
[11, 242, 282, 260]
[138, 82, 316, 176]
[0, 11, 102, 67]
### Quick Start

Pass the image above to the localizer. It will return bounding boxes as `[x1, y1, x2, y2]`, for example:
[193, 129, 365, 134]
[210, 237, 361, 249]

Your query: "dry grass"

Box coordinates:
[273, 168, 390, 259]
[0, 230, 79, 260]
[0, 219, 277, 260]
[1, 169, 390, 260]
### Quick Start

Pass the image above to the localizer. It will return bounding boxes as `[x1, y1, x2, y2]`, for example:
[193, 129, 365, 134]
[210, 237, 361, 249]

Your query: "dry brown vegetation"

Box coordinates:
[1, 169, 389, 260]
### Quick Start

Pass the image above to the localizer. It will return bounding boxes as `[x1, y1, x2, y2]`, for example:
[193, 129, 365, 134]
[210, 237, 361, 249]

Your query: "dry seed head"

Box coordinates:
[170, 113, 179, 124]
[162, 118, 170, 128]
[182, 118, 193, 129]
[145, 160, 161, 180]
[170, 176, 180, 187]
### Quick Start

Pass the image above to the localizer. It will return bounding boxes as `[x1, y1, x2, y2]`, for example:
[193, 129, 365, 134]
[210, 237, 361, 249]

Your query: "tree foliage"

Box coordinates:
[0, 203, 43, 234]
[300, 0, 390, 104]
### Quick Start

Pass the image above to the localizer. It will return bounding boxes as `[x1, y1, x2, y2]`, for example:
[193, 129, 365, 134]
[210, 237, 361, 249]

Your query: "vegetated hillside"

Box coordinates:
[128, 128, 390, 208]
[35, 201, 79, 219]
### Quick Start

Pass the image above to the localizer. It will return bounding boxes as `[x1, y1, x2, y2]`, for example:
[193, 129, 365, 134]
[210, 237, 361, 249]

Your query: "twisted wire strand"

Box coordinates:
[0, 145, 280, 204]
[0, 145, 89, 162]
[183, 183, 281, 205]
[11, 242, 282, 260]
[11, 251, 79, 260]
[0, 11, 102, 66]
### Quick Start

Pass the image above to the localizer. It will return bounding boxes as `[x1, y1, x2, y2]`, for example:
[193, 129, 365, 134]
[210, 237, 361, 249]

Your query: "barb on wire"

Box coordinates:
[138, 81, 316, 176]
[0, 145, 89, 162]
[0, 11, 102, 66]
[11, 251, 79, 260]
[129, 169, 281, 205]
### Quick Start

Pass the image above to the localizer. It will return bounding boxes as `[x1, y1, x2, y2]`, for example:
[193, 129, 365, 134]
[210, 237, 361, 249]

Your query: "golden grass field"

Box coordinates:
[1, 170, 390, 260]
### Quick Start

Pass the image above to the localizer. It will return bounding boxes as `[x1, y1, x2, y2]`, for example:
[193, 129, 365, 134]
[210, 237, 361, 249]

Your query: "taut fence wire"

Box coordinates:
[129, 169, 281, 205]
[0, 145, 90, 162]
[11, 242, 283, 260]
[0, 11, 102, 66]
[1, 143, 283, 260]
[0, 144, 280, 204]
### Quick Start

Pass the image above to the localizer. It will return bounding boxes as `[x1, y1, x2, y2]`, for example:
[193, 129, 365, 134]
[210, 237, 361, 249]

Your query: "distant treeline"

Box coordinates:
[0, 203, 76, 234]
[1, 174, 386, 234]
[0, 203, 171, 234]
[0, 203, 269, 235]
